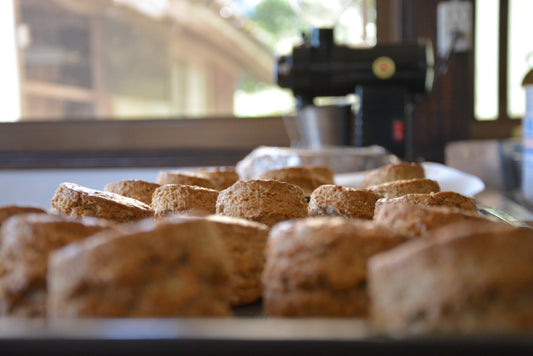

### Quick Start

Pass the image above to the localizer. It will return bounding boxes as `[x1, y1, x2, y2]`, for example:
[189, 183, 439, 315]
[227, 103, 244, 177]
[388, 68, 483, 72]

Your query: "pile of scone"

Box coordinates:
[0, 163, 532, 336]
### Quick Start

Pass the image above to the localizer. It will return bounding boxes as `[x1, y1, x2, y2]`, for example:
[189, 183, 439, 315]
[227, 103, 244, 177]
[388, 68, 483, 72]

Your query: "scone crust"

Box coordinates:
[190, 167, 240, 190]
[206, 215, 269, 306]
[374, 203, 487, 238]
[50, 182, 153, 223]
[361, 162, 425, 188]
[375, 191, 477, 213]
[157, 214, 268, 306]
[47, 219, 232, 317]
[0, 213, 109, 316]
[216, 179, 308, 227]
[262, 217, 406, 317]
[156, 171, 217, 189]
[257, 166, 334, 195]
[0, 205, 47, 226]
[368, 178, 440, 199]
[308, 184, 380, 219]
[368, 221, 533, 334]
[151, 184, 219, 217]
[104, 179, 160, 205]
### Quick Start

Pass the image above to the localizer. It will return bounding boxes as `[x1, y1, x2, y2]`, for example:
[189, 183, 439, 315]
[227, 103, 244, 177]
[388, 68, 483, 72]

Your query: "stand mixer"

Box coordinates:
[277, 0, 434, 159]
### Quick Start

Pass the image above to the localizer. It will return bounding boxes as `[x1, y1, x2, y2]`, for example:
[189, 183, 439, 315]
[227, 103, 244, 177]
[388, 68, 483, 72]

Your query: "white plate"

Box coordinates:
[334, 162, 486, 197]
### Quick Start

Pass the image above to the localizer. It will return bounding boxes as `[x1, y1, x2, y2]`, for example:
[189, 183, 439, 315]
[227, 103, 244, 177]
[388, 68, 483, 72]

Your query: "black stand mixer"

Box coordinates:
[276, 28, 434, 159]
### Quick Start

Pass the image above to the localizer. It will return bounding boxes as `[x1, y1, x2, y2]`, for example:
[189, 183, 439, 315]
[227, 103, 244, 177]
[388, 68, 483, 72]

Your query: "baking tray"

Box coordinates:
[0, 160, 531, 354]
[0, 314, 532, 355]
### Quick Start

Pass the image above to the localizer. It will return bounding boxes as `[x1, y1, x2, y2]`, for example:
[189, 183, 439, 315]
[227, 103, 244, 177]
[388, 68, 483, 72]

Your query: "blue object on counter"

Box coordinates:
[522, 70, 533, 203]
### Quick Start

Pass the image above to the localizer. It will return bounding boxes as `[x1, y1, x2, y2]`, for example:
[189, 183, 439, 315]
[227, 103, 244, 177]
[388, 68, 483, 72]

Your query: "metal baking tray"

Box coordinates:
[0, 313, 532, 355]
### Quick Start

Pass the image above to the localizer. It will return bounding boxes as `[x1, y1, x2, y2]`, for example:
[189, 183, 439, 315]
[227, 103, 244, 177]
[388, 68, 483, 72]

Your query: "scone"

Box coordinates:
[368, 220, 533, 335]
[367, 178, 440, 199]
[0, 213, 111, 316]
[0, 205, 47, 226]
[262, 217, 406, 317]
[187, 167, 240, 190]
[308, 185, 380, 219]
[47, 218, 232, 317]
[104, 179, 161, 205]
[216, 179, 308, 227]
[360, 162, 425, 188]
[50, 182, 153, 223]
[156, 171, 217, 190]
[373, 203, 488, 238]
[256, 166, 335, 195]
[162, 214, 269, 306]
[151, 184, 219, 217]
[375, 191, 478, 213]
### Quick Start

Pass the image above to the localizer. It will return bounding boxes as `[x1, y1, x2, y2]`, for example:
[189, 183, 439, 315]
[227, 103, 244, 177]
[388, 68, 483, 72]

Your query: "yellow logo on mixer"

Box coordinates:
[372, 56, 396, 80]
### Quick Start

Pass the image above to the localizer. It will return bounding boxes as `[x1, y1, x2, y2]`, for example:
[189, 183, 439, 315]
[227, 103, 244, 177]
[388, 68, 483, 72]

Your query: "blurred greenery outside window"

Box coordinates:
[3, 0, 376, 122]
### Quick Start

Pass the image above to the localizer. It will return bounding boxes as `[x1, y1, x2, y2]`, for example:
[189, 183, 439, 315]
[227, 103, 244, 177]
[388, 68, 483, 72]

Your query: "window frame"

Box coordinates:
[471, 0, 522, 139]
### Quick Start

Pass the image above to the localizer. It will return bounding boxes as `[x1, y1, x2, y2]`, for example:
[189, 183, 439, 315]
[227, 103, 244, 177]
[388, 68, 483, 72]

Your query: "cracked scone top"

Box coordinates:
[51, 182, 153, 223]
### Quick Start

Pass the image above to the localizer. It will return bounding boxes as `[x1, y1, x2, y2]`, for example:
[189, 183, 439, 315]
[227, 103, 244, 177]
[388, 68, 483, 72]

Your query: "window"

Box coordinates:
[2, 0, 376, 122]
[475, 0, 533, 121]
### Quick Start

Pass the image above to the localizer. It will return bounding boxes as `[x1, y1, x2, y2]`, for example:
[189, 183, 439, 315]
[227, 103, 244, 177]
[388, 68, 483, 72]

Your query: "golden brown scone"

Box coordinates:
[368, 220, 533, 335]
[262, 217, 407, 317]
[256, 166, 334, 195]
[375, 191, 478, 213]
[188, 167, 240, 190]
[308, 184, 380, 219]
[161, 214, 269, 306]
[0, 205, 47, 226]
[206, 215, 269, 306]
[367, 178, 440, 199]
[151, 184, 219, 217]
[103, 179, 161, 205]
[0, 213, 111, 317]
[50, 182, 153, 223]
[156, 171, 217, 189]
[360, 162, 425, 188]
[216, 180, 308, 227]
[47, 218, 232, 317]
[374, 203, 490, 238]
